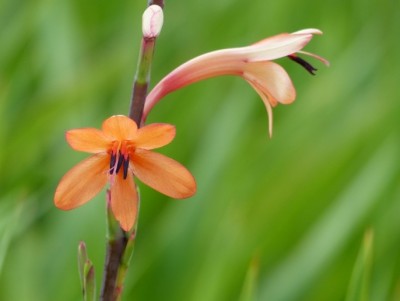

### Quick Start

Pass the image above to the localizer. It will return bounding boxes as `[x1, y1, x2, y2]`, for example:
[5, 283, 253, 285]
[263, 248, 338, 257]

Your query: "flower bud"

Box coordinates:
[142, 5, 164, 39]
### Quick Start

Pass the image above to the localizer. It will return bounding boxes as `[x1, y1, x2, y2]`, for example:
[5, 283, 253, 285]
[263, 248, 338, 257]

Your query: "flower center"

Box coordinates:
[109, 140, 133, 179]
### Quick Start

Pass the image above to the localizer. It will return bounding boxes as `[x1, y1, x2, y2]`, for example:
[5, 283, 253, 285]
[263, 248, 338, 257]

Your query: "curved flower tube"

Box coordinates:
[54, 115, 196, 231]
[143, 29, 329, 136]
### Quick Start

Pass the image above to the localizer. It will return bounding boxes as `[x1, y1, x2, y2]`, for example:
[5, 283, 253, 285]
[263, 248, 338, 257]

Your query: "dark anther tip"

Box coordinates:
[288, 55, 317, 75]
[123, 156, 129, 180]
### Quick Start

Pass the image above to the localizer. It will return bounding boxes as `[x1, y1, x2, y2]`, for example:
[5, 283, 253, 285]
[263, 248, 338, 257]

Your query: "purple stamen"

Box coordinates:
[123, 156, 129, 179]
[288, 55, 317, 75]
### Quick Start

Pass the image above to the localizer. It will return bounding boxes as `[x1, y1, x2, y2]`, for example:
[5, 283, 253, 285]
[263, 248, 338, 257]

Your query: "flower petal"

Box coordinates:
[102, 115, 138, 140]
[135, 123, 176, 150]
[110, 171, 138, 231]
[54, 154, 109, 210]
[131, 149, 196, 199]
[243, 61, 296, 105]
[66, 128, 112, 153]
[142, 29, 325, 122]
[292, 28, 323, 35]
[248, 82, 274, 138]
[245, 33, 313, 62]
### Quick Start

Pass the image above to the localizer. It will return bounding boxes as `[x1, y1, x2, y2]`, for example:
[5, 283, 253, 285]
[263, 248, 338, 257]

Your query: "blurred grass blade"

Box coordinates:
[259, 138, 398, 301]
[345, 229, 374, 301]
[239, 255, 260, 301]
[0, 201, 22, 275]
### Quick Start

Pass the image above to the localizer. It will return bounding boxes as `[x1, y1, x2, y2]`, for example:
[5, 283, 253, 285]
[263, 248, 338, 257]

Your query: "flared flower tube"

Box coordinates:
[54, 115, 196, 231]
[143, 29, 329, 136]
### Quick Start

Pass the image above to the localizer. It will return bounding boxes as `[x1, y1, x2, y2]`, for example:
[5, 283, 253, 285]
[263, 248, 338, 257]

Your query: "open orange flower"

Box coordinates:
[143, 29, 329, 136]
[54, 115, 196, 231]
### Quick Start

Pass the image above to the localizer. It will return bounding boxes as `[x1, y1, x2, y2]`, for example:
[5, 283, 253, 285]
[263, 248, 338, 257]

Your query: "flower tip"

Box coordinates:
[185, 184, 197, 199]
[173, 176, 197, 199]
[142, 4, 164, 39]
[119, 221, 134, 232]
[54, 193, 67, 210]
[293, 28, 323, 35]
[78, 241, 87, 251]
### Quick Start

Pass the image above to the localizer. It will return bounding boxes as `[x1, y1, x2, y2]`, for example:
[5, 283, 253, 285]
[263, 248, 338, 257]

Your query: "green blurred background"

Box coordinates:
[1, 0, 399, 300]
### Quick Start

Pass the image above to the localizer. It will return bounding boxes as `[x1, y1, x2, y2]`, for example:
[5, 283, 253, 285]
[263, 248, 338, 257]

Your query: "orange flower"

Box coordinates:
[54, 115, 196, 231]
[143, 29, 329, 136]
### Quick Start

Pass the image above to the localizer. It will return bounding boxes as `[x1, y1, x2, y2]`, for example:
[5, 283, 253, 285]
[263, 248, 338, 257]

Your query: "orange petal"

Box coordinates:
[135, 123, 176, 150]
[102, 115, 138, 140]
[66, 128, 112, 153]
[243, 61, 296, 105]
[131, 149, 196, 199]
[110, 171, 138, 231]
[54, 154, 109, 210]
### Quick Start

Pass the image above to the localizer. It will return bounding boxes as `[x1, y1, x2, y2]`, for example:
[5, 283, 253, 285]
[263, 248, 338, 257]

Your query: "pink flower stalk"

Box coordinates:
[143, 29, 329, 136]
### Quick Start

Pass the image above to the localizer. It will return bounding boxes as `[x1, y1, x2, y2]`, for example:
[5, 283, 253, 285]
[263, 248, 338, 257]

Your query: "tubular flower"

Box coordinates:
[54, 115, 196, 231]
[143, 29, 329, 136]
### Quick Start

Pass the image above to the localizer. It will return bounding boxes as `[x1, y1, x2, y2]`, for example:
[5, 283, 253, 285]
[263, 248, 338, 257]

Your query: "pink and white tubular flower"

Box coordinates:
[143, 29, 329, 136]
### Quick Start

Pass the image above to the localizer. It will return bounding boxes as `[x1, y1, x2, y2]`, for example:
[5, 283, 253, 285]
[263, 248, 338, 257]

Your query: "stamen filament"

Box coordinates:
[116, 151, 124, 174]
[109, 153, 116, 174]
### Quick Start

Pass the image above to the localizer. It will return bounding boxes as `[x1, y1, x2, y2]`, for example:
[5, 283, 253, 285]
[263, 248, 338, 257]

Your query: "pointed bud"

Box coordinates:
[142, 5, 164, 39]
[84, 263, 96, 301]
[78, 241, 88, 287]
[78, 242, 96, 301]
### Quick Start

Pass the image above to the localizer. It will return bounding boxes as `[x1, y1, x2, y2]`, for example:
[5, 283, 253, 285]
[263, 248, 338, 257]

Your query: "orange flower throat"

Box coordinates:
[109, 141, 134, 180]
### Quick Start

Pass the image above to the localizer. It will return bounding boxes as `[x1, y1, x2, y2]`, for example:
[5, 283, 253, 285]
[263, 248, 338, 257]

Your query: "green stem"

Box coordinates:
[101, 2, 162, 299]
[100, 191, 129, 301]
[113, 217, 140, 301]
[129, 38, 156, 125]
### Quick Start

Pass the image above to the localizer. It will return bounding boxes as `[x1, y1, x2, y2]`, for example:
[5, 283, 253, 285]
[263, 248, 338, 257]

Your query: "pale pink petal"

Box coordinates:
[142, 56, 242, 122]
[243, 61, 296, 105]
[135, 123, 176, 150]
[131, 149, 196, 199]
[245, 33, 313, 62]
[66, 128, 112, 153]
[248, 82, 274, 138]
[110, 171, 138, 231]
[54, 154, 109, 210]
[102, 115, 138, 140]
[292, 28, 323, 35]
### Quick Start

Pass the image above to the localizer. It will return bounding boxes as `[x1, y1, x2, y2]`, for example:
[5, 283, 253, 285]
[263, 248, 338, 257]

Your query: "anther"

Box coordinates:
[123, 155, 129, 179]
[288, 54, 317, 75]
